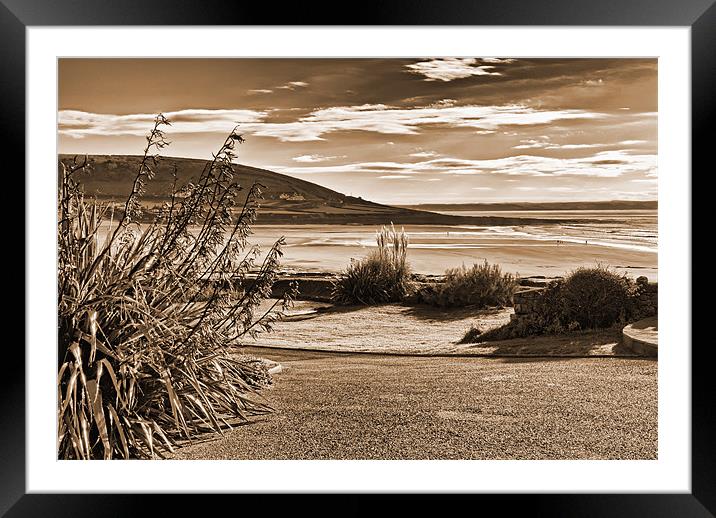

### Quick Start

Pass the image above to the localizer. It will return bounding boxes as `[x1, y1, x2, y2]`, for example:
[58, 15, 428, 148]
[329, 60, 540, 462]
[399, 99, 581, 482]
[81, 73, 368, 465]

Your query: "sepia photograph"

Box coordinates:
[56, 57, 658, 461]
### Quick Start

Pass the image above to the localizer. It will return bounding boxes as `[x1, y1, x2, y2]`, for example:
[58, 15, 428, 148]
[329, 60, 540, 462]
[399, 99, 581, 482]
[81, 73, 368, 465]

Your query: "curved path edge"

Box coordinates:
[246, 342, 651, 360]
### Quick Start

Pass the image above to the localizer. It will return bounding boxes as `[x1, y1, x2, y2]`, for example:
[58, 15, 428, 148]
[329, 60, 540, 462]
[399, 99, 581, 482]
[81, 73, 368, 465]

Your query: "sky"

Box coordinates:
[58, 58, 657, 205]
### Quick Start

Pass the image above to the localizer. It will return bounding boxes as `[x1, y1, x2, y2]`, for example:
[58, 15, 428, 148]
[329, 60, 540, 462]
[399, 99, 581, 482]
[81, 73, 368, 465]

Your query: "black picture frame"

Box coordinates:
[6, 0, 709, 515]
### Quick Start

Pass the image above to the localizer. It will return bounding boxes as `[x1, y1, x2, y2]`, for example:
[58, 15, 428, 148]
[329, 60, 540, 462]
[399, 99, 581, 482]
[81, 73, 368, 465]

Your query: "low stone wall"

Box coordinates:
[264, 272, 548, 304]
[634, 276, 658, 316]
[269, 275, 337, 302]
[198, 272, 337, 302]
[511, 286, 548, 322]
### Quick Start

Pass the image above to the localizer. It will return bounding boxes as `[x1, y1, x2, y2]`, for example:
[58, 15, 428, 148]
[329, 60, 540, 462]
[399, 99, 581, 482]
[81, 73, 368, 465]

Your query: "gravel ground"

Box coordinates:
[171, 348, 657, 460]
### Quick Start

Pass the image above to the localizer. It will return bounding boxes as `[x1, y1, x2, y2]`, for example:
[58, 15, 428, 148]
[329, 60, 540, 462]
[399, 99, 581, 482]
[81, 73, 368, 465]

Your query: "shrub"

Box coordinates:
[464, 265, 642, 343]
[331, 224, 414, 305]
[57, 115, 295, 459]
[560, 265, 635, 329]
[417, 260, 517, 308]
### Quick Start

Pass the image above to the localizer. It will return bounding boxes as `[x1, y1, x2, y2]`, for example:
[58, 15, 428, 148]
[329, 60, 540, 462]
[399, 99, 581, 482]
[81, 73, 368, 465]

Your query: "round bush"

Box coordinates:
[560, 266, 634, 329]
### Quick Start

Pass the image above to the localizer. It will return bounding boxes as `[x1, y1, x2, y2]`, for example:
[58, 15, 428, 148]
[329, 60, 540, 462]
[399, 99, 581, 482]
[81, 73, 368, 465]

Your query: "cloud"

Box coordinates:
[515, 142, 605, 150]
[480, 58, 516, 64]
[514, 138, 549, 149]
[514, 138, 649, 151]
[273, 149, 656, 180]
[581, 79, 604, 87]
[405, 58, 502, 81]
[409, 151, 438, 158]
[58, 109, 268, 138]
[247, 81, 309, 94]
[277, 81, 309, 90]
[60, 103, 609, 143]
[427, 99, 458, 108]
[449, 170, 483, 175]
[248, 103, 606, 142]
[550, 144, 605, 150]
[292, 154, 345, 163]
[271, 161, 421, 175]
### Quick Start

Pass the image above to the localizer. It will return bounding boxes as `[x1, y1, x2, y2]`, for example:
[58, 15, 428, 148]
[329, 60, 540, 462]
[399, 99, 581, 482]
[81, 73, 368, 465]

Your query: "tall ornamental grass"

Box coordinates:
[57, 115, 295, 459]
[331, 223, 414, 305]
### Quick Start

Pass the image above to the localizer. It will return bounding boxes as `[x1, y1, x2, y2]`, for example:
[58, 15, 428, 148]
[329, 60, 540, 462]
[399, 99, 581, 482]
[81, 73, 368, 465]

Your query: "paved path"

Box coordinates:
[171, 348, 657, 460]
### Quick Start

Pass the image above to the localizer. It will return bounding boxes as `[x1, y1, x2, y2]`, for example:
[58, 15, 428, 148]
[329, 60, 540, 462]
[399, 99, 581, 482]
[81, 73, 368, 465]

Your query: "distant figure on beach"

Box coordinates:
[585, 240, 588, 244]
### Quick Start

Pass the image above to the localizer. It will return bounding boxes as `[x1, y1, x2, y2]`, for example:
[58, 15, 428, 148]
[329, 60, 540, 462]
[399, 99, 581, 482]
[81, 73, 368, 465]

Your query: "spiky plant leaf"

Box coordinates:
[57, 116, 296, 459]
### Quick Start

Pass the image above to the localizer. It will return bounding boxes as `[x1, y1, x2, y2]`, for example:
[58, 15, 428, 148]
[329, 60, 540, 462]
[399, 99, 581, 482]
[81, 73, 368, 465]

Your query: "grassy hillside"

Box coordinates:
[59, 154, 412, 221]
[59, 154, 370, 205]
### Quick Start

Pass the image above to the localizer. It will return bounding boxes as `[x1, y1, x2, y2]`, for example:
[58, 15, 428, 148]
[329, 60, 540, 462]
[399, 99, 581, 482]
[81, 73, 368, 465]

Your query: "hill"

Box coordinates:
[58, 154, 609, 226]
[60, 154, 367, 207]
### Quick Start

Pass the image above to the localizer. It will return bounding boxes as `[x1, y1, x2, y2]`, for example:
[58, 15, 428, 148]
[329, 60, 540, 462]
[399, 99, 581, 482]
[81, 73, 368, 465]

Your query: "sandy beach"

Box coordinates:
[97, 209, 657, 280]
